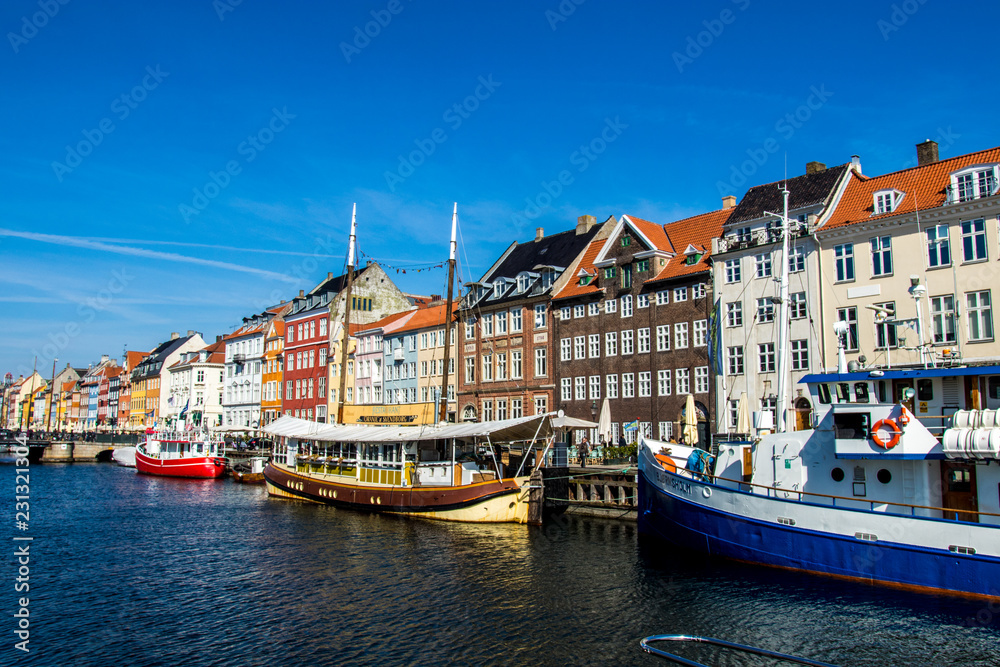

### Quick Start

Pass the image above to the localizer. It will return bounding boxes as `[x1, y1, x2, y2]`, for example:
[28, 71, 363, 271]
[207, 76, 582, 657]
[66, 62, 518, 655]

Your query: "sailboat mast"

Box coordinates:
[438, 203, 458, 424]
[335, 204, 357, 425]
[775, 186, 791, 433]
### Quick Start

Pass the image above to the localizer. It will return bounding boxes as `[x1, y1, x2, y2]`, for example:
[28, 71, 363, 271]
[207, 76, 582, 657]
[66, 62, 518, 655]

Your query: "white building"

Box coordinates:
[712, 161, 855, 434]
[165, 339, 226, 429]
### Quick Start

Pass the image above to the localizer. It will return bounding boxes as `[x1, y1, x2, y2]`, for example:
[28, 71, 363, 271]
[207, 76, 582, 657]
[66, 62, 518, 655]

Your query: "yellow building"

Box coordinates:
[261, 318, 286, 425]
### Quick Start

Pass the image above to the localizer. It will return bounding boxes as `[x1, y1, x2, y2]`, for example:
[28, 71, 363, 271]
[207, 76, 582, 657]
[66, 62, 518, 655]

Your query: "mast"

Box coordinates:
[335, 204, 358, 425]
[774, 186, 791, 433]
[438, 203, 458, 424]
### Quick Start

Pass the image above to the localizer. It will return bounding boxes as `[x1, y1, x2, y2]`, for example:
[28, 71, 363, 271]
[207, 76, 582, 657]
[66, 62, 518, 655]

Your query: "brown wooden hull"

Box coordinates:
[232, 469, 265, 484]
[263, 462, 530, 523]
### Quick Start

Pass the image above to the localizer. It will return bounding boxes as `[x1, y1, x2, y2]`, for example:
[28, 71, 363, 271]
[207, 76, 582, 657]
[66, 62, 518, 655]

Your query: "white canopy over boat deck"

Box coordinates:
[262, 413, 554, 444]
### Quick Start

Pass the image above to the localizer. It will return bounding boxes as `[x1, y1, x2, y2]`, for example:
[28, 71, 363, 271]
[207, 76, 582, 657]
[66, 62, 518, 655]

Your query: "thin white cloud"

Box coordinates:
[0, 228, 301, 283]
[78, 237, 341, 258]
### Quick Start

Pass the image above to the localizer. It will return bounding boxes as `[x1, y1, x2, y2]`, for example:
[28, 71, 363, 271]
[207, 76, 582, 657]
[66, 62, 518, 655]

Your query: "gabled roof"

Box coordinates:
[124, 351, 147, 371]
[822, 146, 1000, 231]
[552, 208, 730, 301]
[727, 164, 851, 225]
[648, 207, 731, 284]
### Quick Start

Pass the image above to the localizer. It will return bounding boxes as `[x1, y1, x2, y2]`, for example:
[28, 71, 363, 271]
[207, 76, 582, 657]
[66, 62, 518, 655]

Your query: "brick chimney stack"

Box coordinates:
[917, 139, 939, 166]
[806, 161, 827, 175]
[722, 195, 736, 210]
[851, 155, 862, 174]
[576, 215, 596, 235]
[535, 227, 544, 241]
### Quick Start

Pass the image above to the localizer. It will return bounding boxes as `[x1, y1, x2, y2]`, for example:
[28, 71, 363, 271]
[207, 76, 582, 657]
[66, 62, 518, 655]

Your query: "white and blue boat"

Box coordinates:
[638, 364, 1000, 599]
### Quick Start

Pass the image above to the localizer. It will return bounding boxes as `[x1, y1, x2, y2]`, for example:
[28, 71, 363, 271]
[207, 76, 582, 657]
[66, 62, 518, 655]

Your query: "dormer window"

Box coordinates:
[685, 253, 703, 266]
[579, 275, 592, 286]
[493, 282, 503, 299]
[540, 270, 556, 290]
[874, 189, 904, 214]
[949, 166, 999, 203]
[517, 274, 529, 293]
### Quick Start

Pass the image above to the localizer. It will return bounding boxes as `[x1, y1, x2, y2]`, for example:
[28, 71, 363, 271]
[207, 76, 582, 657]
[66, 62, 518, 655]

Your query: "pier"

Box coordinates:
[543, 465, 638, 521]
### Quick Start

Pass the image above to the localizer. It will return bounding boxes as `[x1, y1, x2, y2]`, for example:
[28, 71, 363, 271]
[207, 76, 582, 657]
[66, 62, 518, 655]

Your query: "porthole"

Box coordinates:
[831, 467, 845, 482]
[877, 469, 892, 484]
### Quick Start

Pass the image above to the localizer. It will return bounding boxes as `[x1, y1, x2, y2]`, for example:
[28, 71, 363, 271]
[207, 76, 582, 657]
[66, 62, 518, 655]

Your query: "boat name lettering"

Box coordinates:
[669, 476, 692, 494]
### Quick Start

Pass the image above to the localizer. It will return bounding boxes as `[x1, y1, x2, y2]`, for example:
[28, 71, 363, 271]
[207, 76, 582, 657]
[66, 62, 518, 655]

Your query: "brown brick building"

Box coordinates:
[457, 217, 609, 422]
[550, 207, 732, 445]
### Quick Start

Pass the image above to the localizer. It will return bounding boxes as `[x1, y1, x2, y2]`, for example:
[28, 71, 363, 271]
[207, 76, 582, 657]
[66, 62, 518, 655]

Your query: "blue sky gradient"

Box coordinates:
[2, 0, 997, 376]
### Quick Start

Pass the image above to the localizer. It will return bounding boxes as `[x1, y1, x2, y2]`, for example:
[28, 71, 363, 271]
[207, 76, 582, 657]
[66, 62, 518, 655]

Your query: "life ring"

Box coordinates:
[871, 418, 901, 449]
[654, 453, 677, 473]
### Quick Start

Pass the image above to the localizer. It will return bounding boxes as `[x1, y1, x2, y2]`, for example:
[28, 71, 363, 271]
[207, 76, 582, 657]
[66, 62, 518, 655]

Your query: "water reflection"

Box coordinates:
[18, 465, 1000, 667]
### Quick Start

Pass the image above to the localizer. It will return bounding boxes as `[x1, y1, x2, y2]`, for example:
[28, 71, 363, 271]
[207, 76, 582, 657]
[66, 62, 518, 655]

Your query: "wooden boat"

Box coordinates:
[262, 413, 551, 523]
[232, 456, 267, 484]
[135, 433, 228, 479]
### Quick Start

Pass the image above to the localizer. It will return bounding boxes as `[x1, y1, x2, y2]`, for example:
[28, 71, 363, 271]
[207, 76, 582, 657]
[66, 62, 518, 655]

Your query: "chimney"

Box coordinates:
[216, 335, 222, 343]
[327, 272, 333, 280]
[170, 332, 180, 340]
[851, 155, 862, 175]
[298, 290, 304, 297]
[187, 330, 195, 337]
[100, 354, 109, 363]
[917, 139, 939, 166]
[806, 161, 827, 175]
[721, 195, 736, 210]
[535, 227, 544, 241]
[576, 215, 596, 235]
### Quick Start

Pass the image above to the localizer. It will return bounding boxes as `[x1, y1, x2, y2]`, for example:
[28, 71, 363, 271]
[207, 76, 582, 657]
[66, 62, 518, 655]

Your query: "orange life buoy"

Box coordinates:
[654, 453, 677, 473]
[871, 418, 901, 449]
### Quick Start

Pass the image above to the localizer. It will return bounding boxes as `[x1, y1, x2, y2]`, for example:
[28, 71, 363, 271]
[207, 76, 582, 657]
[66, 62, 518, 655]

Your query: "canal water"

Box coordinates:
[7, 463, 999, 666]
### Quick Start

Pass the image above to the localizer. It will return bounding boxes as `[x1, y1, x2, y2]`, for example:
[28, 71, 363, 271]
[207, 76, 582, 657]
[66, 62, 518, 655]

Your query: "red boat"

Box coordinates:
[135, 435, 228, 479]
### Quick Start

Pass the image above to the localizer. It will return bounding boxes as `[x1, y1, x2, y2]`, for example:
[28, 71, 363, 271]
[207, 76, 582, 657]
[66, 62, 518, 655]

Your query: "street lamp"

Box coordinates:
[908, 275, 929, 368]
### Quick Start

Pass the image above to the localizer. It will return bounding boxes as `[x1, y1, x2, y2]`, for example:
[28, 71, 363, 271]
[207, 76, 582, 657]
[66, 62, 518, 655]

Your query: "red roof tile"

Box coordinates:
[824, 147, 1000, 231]
[647, 207, 731, 283]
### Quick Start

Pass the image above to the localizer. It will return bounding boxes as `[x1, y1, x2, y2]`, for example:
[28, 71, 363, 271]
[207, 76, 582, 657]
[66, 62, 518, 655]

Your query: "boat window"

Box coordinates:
[831, 467, 845, 482]
[917, 379, 934, 401]
[817, 384, 831, 404]
[990, 377, 1000, 399]
[876, 469, 891, 484]
[836, 383, 851, 403]
[876, 381, 888, 403]
[833, 412, 870, 439]
[854, 383, 870, 403]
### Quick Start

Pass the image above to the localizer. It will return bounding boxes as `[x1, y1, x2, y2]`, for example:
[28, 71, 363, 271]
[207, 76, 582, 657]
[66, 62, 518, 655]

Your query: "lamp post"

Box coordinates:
[908, 275, 929, 368]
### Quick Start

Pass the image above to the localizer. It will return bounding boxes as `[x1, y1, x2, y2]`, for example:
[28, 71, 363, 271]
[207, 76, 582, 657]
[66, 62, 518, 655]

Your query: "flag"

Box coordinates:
[707, 297, 724, 376]
[624, 420, 639, 432]
[179, 399, 189, 419]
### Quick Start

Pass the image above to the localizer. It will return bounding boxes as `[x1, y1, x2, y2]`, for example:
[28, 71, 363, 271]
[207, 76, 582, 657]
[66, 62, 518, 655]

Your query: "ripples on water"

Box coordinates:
[8, 464, 999, 666]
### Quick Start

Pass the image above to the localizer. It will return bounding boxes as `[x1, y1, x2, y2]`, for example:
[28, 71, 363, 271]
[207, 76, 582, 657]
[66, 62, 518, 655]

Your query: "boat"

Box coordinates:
[262, 413, 549, 523]
[112, 446, 136, 468]
[135, 432, 228, 479]
[232, 456, 267, 483]
[638, 187, 1000, 599]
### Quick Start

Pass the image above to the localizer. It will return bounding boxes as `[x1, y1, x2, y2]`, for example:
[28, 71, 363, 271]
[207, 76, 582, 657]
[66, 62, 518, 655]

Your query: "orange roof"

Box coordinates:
[125, 350, 147, 370]
[61, 381, 76, 392]
[552, 237, 605, 301]
[624, 215, 674, 253]
[824, 147, 1000, 231]
[647, 207, 731, 284]
[553, 208, 730, 301]
[353, 310, 415, 336]
[394, 303, 458, 333]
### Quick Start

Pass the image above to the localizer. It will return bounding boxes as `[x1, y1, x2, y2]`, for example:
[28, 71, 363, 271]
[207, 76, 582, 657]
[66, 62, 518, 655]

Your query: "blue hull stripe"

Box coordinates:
[638, 469, 1000, 598]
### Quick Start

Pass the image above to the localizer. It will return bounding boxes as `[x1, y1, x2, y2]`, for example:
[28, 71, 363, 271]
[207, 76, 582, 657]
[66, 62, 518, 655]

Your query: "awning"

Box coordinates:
[262, 413, 553, 443]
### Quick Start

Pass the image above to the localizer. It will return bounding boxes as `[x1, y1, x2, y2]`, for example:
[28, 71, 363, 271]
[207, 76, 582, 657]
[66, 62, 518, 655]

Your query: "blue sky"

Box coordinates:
[2, 0, 997, 377]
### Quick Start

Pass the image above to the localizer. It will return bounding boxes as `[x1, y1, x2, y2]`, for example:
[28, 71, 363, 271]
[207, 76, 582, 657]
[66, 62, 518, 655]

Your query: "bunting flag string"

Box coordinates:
[356, 247, 446, 275]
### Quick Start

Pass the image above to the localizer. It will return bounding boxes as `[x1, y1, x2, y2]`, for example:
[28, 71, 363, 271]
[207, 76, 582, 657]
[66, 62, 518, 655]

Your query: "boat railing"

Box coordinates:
[665, 461, 1000, 524]
[639, 634, 837, 667]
